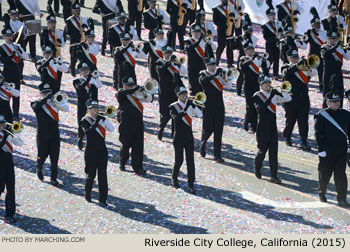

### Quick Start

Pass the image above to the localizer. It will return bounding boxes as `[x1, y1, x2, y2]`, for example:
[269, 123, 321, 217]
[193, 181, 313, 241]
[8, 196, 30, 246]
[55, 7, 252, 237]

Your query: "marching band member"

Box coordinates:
[6, 9, 23, 37]
[0, 28, 29, 121]
[304, 8, 327, 92]
[170, 85, 202, 194]
[281, 49, 317, 150]
[315, 84, 350, 208]
[262, 2, 283, 80]
[196, 9, 217, 38]
[0, 72, 20, 123]
[40, 15, 65, 57]
[73, 63, 102, 150]
[276, 0, 303, 23]
[321, 30, 350, 108]
[142, 27, 167, 82]
[199, 57, 232, 162]
[239, 41, 269, 133]
[61, 0, 73, 22]
[0, 114, 24, 223]
[108, 11, 138, 57]
[183, 0, 204, 28]
[65, 3, 89, 77]
[166, 0, 187, 52]
[213, 0, 235, 67]
[92, 0, 124, 56]
[279, 24, 307, 64]
[116, 76, 152, 174]
[47, 0, 60, 17]
[31, 83, 69, 186]
[128, 0, 148, 40]
[228, 0, 245, 39]
[16, 0, 43, 62]
[78, 29, 100, 71]
[253, 75, 291, 184]
[36, 46, 69, 94]
[81, 99, 114, 207]
[156, 42, 187, 140]
[184, 22, 212, 95]
[143, 0, 170, 40]
[114, 32, 147, 90]
[322, 0, 346, 33]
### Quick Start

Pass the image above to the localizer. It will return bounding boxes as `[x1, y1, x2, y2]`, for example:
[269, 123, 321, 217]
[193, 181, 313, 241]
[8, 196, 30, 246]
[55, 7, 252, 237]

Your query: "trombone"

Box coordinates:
[274, 81, 292, 93]
[297, 54, 320, 71]
[188, 92, 207, 108]
[173, 56, 186, 66]
[98, 105, 117, 119]
[4, 121, 24, 136]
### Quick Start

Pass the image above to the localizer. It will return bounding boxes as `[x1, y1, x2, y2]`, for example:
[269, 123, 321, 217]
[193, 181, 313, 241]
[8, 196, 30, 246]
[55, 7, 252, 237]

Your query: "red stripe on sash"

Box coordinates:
[126, 51, 136, 66]
[5, 140, 13, 153]
[48, 65, 58, 79]
[169, 64, 179, 73]
[45, 103, 59, 121]
[73, 17, 81, 28]
[297, 70, 309, 84]
[335, 50, 344, 62]
[260, 92, 276, 112]
[251, 62, 260, 73]
[192, 39, 205, 58]
[213, 77, 224, 91]
[155, 49, 163, 58]
[131, 95, 144, 113]
[0, 87, 12, 99]
[48, 31, 56, 43]
[3, 44, 19, 63]
[177, 103, 192, 126]
[97, 124, 106, 137]
[89, 53, 97, 64]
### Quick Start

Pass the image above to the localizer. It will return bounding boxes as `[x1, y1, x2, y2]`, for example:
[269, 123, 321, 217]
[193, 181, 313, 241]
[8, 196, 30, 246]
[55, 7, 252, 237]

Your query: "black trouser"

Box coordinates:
[113, 59, 119, 89]
[70, 45, 79, 74]
[148, 30, 155, 40]
[159, 96, 174, 135]
[62, 6, 71, 22]
[119, 125, 144, 172]
[48, 0, 60, 13]
[283, 99, 310, 142]
[266, 43, 280, 77]
[12, 79, 20, 119]
[173, 138, 195, 186]
[316, 57, 323, 92]
[4, 69, 20, 119]
[36, 132, 60, 180]
[0, 151, 16, 218]
[84, 149, 108, 203]
[0, 100, 13, 123]
[20, 16, 37, 58]
[102, 15, 114, 53]
[216, 31, 233, 66]
[48, 79, 60, 95]
[318, 150, 348, 201]
[170, 18, 185, 50]
[8, 0, 16, 10]
[200, 105, 225, 157]
[255, 127, 278, 177]
[244, 93, 257, 131]
[149, 62, 159, 82]
[77, 100, 88, 140]
[188, 67, 203, 95]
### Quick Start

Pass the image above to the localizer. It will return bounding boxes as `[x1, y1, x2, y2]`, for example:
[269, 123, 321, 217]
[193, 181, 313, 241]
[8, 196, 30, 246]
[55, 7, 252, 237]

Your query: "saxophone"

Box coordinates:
[344, 0, 350, 44]
[138, 0, 143, 12]
[226, 2, 234, 36]
[177, 0, 187, 26]
[234, 0, 243, 28]
[191, 0, 196, 11]
[291, 0, 298, 33]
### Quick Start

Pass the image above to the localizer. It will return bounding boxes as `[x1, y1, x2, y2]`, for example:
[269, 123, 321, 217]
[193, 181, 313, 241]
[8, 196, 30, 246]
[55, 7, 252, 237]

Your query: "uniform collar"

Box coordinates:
[178, 100, 186, 108]
[261, 90, 271, 98]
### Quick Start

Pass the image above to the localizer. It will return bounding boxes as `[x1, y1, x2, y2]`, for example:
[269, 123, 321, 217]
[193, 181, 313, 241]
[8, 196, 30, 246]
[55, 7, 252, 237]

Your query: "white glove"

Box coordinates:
[318, 151, 327, 158]
[347, 148, 350, 154]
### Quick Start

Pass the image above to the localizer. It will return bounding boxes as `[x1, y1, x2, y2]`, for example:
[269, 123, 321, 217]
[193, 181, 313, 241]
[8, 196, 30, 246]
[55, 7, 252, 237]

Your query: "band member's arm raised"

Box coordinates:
[116, 85, 140, 102]
[281, 63, 298, 77]
[31, 94, 53, 113]
[81, 116, 103, 136]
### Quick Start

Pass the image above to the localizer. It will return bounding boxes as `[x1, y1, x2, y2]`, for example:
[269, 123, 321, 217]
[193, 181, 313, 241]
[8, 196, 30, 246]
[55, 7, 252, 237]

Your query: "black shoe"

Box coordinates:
[50, 179, 59, 186]
[71, 69, 76, 77]
[119, 163, 126, 171]
[101, 50, 105, 56]
[319, 193, 327, 203]
[285, 138, 292, 146]
[54, 12, 61, 17]
[242, 121, 248, 131]
[157, 128, 163, 141]
[85, 195, 92, 202]
[301, 141, 311, 151]
[338, 200, 350, 208]
[188, 185, 196, 194]
[255, 169, 262, 179]
[172, 179, 180, 189]
[199, 145, 206, 158]
[135, 169, 147, 175]
[99, 201, 108, 208]
[30, 56, 37, 62]
[270, 176, 281, 184]
[214, 156, 225, 163]
[5, 216, 17, 224]
[77, 138, 83, 150]
[37, 169, 44, 181]
[237, 91, 242, 96]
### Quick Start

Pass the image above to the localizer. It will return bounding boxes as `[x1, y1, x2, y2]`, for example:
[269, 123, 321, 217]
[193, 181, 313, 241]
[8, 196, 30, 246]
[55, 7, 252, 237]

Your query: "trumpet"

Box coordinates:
[53, 57, 62, 64]
[188, 92, 206, 108]
[5, 121, 24, 135]
[53, 91, 68, 106]
[91, 70, 100, 78]
[254, 52, 269, 60]
[297, 54, 320, 71]
[133, 42, 144, 53]
[140, 78, 158, 95]
[3, 82, 15, 91]
[98, 105, 117, 118]
[274, 81, 292, 93]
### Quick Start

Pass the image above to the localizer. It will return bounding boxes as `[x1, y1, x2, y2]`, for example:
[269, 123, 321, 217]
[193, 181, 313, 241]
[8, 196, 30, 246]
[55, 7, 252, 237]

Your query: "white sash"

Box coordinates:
[319, 111, 347, 137]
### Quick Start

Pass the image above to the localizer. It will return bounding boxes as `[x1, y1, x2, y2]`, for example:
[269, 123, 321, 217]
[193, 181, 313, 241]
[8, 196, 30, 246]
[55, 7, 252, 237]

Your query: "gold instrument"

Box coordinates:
[338, 14, 344, 42]
[291, 0, 298, 33]
[99, 105, 117, 118]
[235, 0, 243, 28]
[226, 2, 234, 36]
[3, 82, 15, 91]
[54, 29, 61, 58]
[91, 70, 100, 79]
[5, 121, 24, 135]
[188, 92, 206, 108]
[138, 0, 143, 12]
[191, 0, 196, 11]
[173, 56, 186, 66]
[53, 91, 68, 106]
[80, 17, 87, 43]
[297, 54, 320, 71]
[343, 0, 350, 44]
[275, 81, 292, 93]
[141, 78, 159, 95]
[178, 0, 187, 26]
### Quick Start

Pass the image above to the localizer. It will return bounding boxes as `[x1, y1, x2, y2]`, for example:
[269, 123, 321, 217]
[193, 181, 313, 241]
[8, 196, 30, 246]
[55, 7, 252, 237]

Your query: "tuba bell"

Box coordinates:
[53, 91, 68, 106]
[188, 92, 207, 108]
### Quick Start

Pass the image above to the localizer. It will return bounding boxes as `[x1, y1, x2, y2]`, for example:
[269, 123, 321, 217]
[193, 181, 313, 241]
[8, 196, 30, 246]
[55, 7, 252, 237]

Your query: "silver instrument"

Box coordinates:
[53, 91, 68, 106]
[25, 20, 42, 35]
